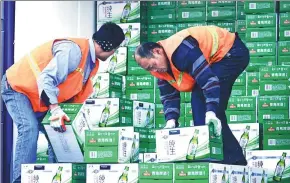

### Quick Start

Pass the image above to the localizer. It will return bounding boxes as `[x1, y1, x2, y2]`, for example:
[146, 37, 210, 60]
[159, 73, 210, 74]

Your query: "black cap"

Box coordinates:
[93, 22, 125, 52]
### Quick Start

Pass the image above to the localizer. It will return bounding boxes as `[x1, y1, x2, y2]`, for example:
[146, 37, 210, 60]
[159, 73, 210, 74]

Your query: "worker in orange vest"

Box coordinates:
[1, 22, 125, 183]
[134, 26, 249, 166]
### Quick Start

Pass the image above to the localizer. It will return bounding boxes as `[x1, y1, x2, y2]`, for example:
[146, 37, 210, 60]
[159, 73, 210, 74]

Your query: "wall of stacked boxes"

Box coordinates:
[21, 1, 290, 183]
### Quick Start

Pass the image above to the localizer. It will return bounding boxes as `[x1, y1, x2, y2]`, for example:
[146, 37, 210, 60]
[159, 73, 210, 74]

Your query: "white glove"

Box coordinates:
[48, 106, 70, 133]
[164, 119, 176, 129]
[205, 111, 222, 137]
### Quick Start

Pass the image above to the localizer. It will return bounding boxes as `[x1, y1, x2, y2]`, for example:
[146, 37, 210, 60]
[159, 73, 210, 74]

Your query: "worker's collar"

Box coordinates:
[89, 39, 96, 63]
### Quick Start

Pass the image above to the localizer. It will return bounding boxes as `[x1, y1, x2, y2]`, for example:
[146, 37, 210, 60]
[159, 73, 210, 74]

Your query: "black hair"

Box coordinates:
[135, 42, 162, 59]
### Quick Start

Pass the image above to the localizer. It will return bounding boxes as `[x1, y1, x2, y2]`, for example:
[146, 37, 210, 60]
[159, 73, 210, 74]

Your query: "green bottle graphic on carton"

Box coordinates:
[144, 105, 151, 127]
[120, 1, 131, 23]
[242, 168, 246, 183]
[239, 125, 250, 156]
[118, 166, 129, 183]
[222, 167, 227, 183]
[186, 129, 199, 160]
[99, 100, 111, 127]
[108, 50, 118, 73]
[130, 134, 137, 162]
[92, 76, 101, 98]
[273, 152, 287, 181]
[122, 25, 132, 46]
[51, 166, 63, 183]
[261, 170, 265, 183]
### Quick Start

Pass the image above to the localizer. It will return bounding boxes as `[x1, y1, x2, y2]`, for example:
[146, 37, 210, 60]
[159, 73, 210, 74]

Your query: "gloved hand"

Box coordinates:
[205, 111, 222, 137]
[48, 106, 70, 132]
[164, 119, 177, 129]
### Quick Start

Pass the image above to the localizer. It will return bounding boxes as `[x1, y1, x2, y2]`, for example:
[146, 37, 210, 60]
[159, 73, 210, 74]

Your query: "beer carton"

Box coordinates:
[127, 61, 150, 75]
[229, 123, 260, 153]
[247, 85, 260, 97]
[237, 5, 246, 20]
[96, 1, 140, 23]
[280, 2, 290, 13]
[278, 56, 290, 66]
[247, 42, 276, 56]
[246, 13, 276, 28]
[237, 20, 246, 34]
[258, 110, 289, 123]
[126, 75, 154, 89]
[177, 1, 206, 8]
[176, 22, 207, 32]
[263, 120, 290, 135]
[207, 1, 236, 6]
[126, 89, 154, 103]
[90, 73, 123, 99]
[156, 126, 223, 162]
[246, 28, 276, 42]
[147, 9, 176, 24]
[84, 127, 136, 163]
[118, 23, 140, 47]
[72, 163, 86, 181]
[143, 153, 158, 163]
[244, 2, 275, 14]
[234, 72, 247, 86]
[139, 163, 174, 180]
[133, 101, 155, 128]
[86, 164, 138, 183]
[246, 56, 276, 72]
[247, 72, 260, 86]
[280, 13, 290, 27]
[249, 167, 268, 183]
[229, 165, 249, 183]
[260, 66, 290, 81]
[226, 111, 257, 123]
[176, 8, 206, 22]
[259, 81, 290, 96]
[98, 47, 127, 75]
[263, 135, 290, 150]
[231, 86, 247, 96]
[174, 163, 230, 183]
[278, 41, 290, 56]
[247, 150, 290, 183]
[258, 96, 289, 110]
[21, 163, 72, 183]
[207, 6, 236, 21]
[279, 27, 290, 41]
[36, 132, 49, 163]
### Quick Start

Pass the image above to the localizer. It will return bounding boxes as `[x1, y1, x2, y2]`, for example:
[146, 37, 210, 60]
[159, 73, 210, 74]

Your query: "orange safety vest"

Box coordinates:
[150, 26, 236, 92]
[6, 38, 99, 112]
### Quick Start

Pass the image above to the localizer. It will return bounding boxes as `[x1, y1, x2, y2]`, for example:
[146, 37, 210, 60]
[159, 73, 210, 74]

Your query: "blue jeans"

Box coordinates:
[1, 74, 55, 183]
[191, 33, 250, 165]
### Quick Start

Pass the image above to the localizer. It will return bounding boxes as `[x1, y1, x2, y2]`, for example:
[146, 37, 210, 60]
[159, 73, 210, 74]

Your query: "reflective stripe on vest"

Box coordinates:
[28, 51, 85, 77]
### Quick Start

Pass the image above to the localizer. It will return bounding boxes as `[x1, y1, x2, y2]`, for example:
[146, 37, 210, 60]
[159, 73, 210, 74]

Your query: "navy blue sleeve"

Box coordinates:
[171, 37, 220, 113]
[157, 79, 181, 121]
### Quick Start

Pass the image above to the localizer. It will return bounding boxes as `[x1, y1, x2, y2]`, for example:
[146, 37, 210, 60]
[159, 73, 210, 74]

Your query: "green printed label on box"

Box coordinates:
[85, 130, 119, 147]
[244, 2, 275, 14]
[258, 110, 289, 123]
[263, 120, 290, 135]
[246, 28, 276, 42]
[260, 66, 290, 81]
[127, 62, 150, 75]
[208, 21, 235, 33]
[231, 86, 246, 96]
[246, 56, 276, 72]
[280, 27, 290, 41]
[177, 22, 207, 32]
[72, 164, 86, 180]
[177, 8, 206, 22]
[247, 85, 260, 97]
[279, 41, 290, 56]
[147, 1, 176, 9]
[258, 96, 289, 110]
[126, 75, 154, 89]
[139, 163, 174, 179]
[177, 1, 206, 8]
[263, 135, 290, 150]
[234, 72, 246, 86]
[247, 42, 276, 56]
[247, 72, 260, 86]
[260, 81, 290, 96]
[280, 13, 290, 27]
[237, 20, 246, 34]
[207, 6, 236, 21]
[148, 9, 176, 24]
[126, 89, 154, 103]
[228, 96, 256, 111]
[226, 111, 257, 123]
[246, 13, 276, 28]
[147, 24, 176, 38]
[207, 1, 236, 6]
